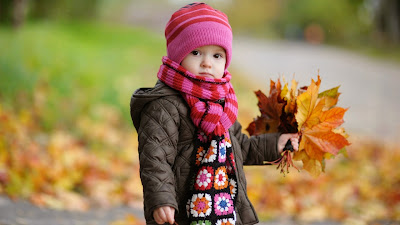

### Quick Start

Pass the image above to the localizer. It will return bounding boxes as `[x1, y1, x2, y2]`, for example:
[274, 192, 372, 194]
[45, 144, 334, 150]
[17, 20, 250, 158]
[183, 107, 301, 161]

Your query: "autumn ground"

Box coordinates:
[1, 22, 400, 225]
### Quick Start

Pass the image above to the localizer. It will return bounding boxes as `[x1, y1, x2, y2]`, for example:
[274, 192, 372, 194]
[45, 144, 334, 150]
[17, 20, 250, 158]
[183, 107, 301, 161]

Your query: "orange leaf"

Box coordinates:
[302, 135, 326, 161]
[315, 107, 348, 132]
[303, 128, 350, 160]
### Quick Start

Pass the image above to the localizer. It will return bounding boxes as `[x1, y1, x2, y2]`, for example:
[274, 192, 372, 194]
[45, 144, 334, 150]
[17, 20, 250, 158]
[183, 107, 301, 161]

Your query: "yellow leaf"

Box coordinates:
[293, 149, 307, 161]
[295, 76, 321, 130]
[284, 78, 298, 114]
[305, 98, 325, 129]
[290, 78, 298, 99]
[281, 82, 289, 100]
[302, 157, 322, 178]
[293, 150, 322, 177]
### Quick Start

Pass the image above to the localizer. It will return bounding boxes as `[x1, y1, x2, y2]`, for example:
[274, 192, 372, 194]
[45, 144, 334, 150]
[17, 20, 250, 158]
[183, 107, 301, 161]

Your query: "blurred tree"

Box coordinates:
[28, 0, 58, 19]
[0, 0, 28, 28]
[12, 0, 28, 27]
[0, 0, 13, 24]
[375, 0, 400, 43]
[29, 0, 100, 20]
[1, 0, 101, 27]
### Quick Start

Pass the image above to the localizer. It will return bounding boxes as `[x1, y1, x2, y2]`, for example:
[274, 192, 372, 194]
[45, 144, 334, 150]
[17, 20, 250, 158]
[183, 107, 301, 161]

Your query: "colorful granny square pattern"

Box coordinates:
[214, 193, 234, 216]
[188, 133, 237, 224]
[195, 166, 214, 191]
[190, 193, 212, 217]
[214, 167, 228, 190]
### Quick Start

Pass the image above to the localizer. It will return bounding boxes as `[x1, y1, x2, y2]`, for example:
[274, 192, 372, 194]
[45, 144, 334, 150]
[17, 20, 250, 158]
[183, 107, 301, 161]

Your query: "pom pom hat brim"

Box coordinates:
[165, 2, 233, 69]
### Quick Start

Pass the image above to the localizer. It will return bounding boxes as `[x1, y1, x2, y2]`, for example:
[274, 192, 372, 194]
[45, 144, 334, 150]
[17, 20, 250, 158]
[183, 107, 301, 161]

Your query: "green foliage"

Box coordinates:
[0, 21, 164, 131]
[28, 0, 100, 20]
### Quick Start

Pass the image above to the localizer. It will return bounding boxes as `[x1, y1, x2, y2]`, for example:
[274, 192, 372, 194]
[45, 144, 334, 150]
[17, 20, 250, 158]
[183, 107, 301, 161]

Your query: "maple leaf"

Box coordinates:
[259, 80, 284, 118]
[318, 86, 341, 110]
[278, 78, 299, 134]
[315, 107, 348, 132]
[248, 74, 350, 176]
[282, 78, 298, 114]
[269, 79, 282, 98]
[295, 76, 321, 130]
[246, 80, 285, 135]
[294, 77, 350, 175]
[301, 128, 350, 161]
[296, 83, 350, 159]
[293, 150, 322, 177]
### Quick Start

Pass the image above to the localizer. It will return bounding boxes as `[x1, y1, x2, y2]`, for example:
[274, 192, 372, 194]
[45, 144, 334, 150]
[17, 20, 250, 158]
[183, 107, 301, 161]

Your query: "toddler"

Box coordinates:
[130, 3, 298, 225]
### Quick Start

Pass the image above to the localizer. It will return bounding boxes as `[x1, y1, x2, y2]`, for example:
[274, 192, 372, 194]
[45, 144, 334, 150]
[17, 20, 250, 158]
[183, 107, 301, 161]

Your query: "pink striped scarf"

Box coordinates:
[157, 56, 238, 136]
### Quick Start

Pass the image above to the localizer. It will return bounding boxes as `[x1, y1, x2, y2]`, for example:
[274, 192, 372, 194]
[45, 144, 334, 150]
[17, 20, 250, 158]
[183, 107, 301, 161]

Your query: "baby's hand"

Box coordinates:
[278, 133, 299, 153]
[153, 206, 175, 224]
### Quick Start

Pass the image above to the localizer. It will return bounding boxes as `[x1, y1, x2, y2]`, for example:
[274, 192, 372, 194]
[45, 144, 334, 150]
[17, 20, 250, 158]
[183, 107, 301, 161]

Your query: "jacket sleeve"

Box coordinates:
[137, 97, 180, 219]
[231, 120, 281, 165]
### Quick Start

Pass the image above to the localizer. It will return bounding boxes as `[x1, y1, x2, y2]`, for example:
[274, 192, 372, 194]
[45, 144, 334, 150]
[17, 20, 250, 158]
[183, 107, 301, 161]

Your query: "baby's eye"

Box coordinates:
[191, 50, 200, 56]
[214, 53, 224, 59]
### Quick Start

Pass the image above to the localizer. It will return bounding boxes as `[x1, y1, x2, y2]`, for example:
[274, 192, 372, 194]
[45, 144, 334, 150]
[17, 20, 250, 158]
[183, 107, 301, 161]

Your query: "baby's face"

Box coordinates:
[181, 45, 226, 79]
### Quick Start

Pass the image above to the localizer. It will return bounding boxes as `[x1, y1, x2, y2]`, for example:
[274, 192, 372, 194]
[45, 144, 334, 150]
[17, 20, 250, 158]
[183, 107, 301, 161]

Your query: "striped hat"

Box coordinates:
[165, 2, 233, 69]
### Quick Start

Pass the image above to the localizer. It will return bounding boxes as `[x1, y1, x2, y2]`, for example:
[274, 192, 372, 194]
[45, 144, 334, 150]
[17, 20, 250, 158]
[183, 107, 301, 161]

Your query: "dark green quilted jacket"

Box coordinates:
[130, 80, 280, 225]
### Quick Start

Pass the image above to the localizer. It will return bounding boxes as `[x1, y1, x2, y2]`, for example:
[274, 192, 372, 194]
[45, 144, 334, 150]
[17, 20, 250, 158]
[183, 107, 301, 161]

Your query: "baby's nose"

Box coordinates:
[201, 57, 212, 67]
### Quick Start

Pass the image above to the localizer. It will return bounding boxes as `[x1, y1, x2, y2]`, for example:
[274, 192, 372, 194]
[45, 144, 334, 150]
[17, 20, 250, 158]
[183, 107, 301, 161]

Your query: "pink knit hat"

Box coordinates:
[165, 2, 233, 69]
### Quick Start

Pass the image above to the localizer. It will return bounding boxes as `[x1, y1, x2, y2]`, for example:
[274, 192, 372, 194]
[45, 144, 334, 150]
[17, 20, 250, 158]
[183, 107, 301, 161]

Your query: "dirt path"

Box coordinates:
[0, 196, 144, 225]
[232, 37, 400, 142]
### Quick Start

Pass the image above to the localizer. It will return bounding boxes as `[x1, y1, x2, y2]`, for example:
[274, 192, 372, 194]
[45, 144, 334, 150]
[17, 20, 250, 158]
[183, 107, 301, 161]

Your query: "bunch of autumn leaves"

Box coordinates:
[246, 76, 350, 177]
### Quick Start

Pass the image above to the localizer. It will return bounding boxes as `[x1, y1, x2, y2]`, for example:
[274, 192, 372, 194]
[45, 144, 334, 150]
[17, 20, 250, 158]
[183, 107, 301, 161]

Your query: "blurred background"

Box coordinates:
[1, 0, 399, 224]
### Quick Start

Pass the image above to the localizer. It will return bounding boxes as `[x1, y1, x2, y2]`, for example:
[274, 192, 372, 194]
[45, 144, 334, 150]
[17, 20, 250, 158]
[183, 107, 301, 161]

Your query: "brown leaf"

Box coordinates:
[246, 88, 284, 135]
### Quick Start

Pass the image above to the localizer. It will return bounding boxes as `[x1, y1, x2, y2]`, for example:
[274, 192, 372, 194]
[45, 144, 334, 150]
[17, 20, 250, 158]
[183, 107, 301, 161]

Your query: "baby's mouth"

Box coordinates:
[199, 72, 213, 78]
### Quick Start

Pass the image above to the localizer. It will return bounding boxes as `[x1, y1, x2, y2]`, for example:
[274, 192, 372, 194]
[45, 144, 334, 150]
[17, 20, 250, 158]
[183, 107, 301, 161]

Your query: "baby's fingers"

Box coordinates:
[153, 207, 169, 224]
[165, 207, 175, 224]
[290, 137, 299, 151]
[153, 211, 164, 224]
